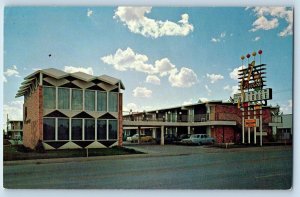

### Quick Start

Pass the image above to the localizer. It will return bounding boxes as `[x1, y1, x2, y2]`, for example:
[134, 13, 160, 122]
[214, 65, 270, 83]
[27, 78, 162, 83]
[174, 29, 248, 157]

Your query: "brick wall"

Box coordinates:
[23, 86, 43, 149]
[118, 93, 123, 146]
[211, 126, 235, 143]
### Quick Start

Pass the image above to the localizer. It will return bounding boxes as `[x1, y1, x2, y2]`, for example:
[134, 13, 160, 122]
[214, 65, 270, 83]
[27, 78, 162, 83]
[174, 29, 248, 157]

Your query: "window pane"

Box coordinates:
[85, 119, 95, 140]
[97, 120, 107, 140]
[108, 92, 118, 112]
[43, 118, 55, 140]
[72, 119, 82, 140]
[58, 88, 70, 109]
[85, 90, 95, 111]
[58, 119, 69, 140]
[97, 91, 107, 112]
[108, 120, 118, 140]
[72, 89, 83, 110]
[43, 87, 56, 109]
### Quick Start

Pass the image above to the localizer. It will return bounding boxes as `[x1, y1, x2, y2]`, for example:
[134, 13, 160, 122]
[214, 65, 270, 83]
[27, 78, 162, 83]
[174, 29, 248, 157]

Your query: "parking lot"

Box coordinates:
[4, 144, 292, 189]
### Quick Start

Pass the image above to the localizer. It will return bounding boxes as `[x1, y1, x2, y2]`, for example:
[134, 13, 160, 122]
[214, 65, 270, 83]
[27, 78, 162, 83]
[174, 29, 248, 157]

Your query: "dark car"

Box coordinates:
[156, 134, 178, 144]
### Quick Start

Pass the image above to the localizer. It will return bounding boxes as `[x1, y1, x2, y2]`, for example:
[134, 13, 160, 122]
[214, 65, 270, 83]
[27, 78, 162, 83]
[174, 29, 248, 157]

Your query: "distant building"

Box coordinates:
[276, 114, 292, 143]
[6, 120, 23, 141]
[16, 68, 125, 150]
[123, 101, 285, 144]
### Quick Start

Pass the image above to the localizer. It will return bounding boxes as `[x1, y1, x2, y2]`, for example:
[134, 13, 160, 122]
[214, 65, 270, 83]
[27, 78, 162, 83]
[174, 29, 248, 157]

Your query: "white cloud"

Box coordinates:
[204, 85, 212, 95]
[146, 75, 160, 85]
[2, 75, 7, 83]
[280, 99, 292, 114]
[250, 16, 279, 32]
[211, 38, 220, 42]
[206, 73, 224, 83]
[224, 85, 239, 96]
[123, 103, 139, 112]
[220, 32, 226, 38]
[4, 65, 20, 78]
[249, 7, 293, 37]
[182, 99, 194, 106]
[133, 87, 152, 98]
[114, 7, 194, 38]
[168, 67, 198, 87]
[211, 32, 226, 43]
[101, 47, 154, 73]
[154, 58, 177, 77]
[102, 48, 198, 88]
[229, 65, 244, 81]
[87, 9, 93, 17]
[253, 36, 261, 41]
[231, 85, 239, 96]
[198, 97, 209, 103]
[223, 85, 230, 91]
[64, 66, 94, 75]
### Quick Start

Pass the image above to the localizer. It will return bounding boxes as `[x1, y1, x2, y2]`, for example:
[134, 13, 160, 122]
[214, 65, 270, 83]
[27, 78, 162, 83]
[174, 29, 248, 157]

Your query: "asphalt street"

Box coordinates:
[3, 145, 292, 189]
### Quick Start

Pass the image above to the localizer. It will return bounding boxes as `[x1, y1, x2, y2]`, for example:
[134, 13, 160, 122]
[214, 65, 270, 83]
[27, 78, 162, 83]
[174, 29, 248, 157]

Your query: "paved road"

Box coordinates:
[3, 145, 292, 189]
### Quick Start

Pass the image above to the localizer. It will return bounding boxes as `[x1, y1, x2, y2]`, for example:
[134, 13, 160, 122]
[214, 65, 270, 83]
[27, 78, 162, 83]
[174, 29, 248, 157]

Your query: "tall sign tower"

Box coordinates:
[233, 50, 272, 146]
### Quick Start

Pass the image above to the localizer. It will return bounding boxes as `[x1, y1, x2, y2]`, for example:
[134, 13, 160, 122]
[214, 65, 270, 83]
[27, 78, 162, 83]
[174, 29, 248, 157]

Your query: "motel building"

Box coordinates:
[123, 101, 285, 145]
[16, 68, 125, 150]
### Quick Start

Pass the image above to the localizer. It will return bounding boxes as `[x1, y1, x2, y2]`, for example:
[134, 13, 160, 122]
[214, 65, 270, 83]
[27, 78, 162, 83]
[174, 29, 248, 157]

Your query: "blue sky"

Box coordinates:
[3, 6, 293, 121]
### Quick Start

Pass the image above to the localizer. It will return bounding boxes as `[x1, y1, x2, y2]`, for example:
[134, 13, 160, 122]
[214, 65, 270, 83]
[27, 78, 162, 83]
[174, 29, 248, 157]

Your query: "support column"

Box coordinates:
[187, 126, 191, 135]
[242, 107, 245, 144]
[160, 126, 164, 145]
[260, 109, 263, 146]
[248, 107, 250, 144]
[138, 126, 141, 144]
[254, 109, 256, 144]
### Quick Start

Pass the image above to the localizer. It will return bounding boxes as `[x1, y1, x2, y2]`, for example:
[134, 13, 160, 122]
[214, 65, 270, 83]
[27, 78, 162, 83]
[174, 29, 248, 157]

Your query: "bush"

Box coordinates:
[35, 140, 46, 153]
[16, 145, 33, 153]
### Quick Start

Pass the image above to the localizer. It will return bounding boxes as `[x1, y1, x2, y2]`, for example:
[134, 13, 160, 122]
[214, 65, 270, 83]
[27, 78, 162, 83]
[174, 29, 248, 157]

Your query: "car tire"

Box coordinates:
[198, 142, 202, 146]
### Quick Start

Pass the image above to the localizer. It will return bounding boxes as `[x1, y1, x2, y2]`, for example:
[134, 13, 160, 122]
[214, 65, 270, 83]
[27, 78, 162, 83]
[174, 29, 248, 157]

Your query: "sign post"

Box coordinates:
[233, 50, 271, 146]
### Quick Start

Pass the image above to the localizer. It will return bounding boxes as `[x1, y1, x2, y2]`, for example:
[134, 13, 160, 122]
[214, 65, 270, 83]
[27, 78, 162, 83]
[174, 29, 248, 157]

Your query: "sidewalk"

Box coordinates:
[4, 144, 292, 166]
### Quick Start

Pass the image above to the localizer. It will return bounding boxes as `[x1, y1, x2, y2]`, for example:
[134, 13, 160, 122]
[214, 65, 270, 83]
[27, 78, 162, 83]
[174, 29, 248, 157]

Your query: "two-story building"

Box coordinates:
[6, 120, 23, 141]
[123, 101, 283, 144]
[16, 68, 125, 150]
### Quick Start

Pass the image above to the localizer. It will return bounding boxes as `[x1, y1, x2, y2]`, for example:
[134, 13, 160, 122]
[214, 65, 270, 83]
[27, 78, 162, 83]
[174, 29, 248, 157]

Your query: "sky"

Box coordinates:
[2, 6, 293, 122]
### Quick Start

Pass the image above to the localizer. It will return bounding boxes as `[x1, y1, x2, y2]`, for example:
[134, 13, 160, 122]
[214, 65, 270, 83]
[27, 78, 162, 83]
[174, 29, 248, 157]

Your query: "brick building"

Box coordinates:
[123, 101, 282, 144]
[16, 68, 125, 150]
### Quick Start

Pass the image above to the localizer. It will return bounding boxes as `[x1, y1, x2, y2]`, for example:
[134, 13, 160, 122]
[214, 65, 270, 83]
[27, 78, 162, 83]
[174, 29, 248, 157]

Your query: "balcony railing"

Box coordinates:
[123, 113, 209, 123]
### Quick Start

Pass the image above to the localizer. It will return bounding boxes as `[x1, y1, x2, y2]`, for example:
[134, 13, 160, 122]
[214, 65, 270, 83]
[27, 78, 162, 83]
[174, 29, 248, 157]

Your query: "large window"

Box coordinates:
[97, 120, 107, 140]
[108, 120, 118, 140]
[108, 92, 118, 112]
[43, 86, 56, 109]
[72, 119, 82, 140]
[58, 88, 70, 109]
[85, 90, 95, 111]
[58, 119, 69, 140]
[72, 89, 83, 110]
[43, 118, 55, 140]
[85, 119, 95, 140]
[97, 91, 107, 112]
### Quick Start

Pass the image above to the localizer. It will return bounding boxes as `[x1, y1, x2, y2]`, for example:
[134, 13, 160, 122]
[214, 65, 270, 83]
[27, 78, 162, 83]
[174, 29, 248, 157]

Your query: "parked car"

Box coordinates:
[126, 134, 154, 143]
[155, 134, 178, 144]
[181, 134, 215, 145]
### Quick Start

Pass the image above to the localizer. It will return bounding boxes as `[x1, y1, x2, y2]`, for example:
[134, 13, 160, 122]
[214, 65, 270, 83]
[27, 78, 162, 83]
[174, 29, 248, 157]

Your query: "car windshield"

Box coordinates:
[190, 134, 197, 138]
